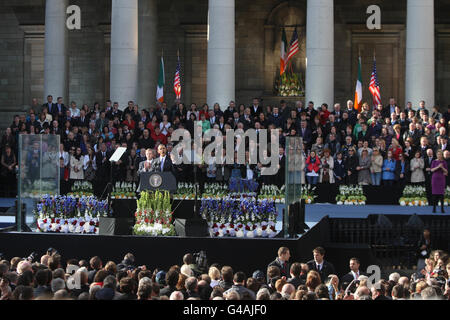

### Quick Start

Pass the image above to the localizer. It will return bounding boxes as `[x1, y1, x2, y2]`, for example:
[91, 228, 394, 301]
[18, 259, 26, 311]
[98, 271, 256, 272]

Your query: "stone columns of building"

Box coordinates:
[305, 0, 334, 108]
[405, 0, 435, 110]
[138, 0, 158, 109]
[110, 0, 138, 110]
[207, 0, 235, 111]
[44, 0, 69, 102]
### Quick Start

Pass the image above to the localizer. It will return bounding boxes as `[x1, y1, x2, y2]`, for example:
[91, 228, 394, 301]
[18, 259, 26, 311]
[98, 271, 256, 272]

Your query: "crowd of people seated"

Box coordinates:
[1, 96, 450, 210]
[0, 245, 448, 300]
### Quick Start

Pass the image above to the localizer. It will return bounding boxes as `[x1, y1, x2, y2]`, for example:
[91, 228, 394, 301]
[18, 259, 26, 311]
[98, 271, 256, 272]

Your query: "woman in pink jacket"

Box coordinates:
[306, 150, 321, 185]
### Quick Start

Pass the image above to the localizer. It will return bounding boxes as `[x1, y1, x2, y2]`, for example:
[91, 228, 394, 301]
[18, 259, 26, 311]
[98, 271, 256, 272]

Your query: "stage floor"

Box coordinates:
[305, 204, 450, 223]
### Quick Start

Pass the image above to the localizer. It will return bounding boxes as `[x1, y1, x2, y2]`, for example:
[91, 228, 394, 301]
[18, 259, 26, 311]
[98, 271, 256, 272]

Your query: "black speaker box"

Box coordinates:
[174, 218, 210, 237]
[99, 217, 134, 235]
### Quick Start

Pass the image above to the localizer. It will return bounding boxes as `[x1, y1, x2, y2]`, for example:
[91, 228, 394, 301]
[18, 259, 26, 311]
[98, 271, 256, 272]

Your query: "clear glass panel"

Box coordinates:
[284, 136, 303, 237]
[18, 134, 60, 231]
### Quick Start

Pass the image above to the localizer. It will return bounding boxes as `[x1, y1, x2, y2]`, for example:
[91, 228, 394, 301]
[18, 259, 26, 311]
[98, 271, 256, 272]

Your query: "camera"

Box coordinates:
[47, 247, 58, 256]
[26, 251, 38, 262]
[193, 250, 208, 272]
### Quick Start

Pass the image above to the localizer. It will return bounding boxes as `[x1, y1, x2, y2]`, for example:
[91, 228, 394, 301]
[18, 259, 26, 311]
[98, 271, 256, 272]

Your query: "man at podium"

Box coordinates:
[151, 144, 173, 172]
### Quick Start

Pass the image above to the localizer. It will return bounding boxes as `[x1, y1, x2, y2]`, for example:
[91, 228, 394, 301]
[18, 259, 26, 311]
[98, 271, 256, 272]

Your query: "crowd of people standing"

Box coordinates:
[1, 96, 449, 211]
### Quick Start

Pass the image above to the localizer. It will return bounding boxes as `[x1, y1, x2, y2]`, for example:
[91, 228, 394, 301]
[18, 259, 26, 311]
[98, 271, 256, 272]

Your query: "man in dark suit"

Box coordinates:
[43, 95, 56, 116]
[298, 120, 312, 147]
[268, 107, 284, 128]
[107, 102, 123, 121]
[273, 146, 286, 188]
[50, 96, 67, 120]
[382, 97, 397, 119]
[250, 98, 263, 121]
[95, 143, 112, 198]
[239, 108, 253, 131]
[267, 247, 291, 279]
[151, 144, 173, 173]
[437, 136, 450, 152]
[76, 109, 89, 128]
[403, 123, 421, 148]
[416, 100, 429, 117]
[287, 262, 305, 289]
[340, 257, 365, 291]
[306, 247, 336, 283]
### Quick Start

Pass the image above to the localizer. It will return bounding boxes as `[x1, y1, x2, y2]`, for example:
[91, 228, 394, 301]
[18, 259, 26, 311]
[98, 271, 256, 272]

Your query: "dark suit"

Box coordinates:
[250, 105, 263, 120]
[382, 105, 397, 119]
[394, 160, 411, 185]
[340, 271, 365, 290]
[306, 260, 336, 283]
[268, 257, 290, 278]
[95, 150, 112, 198]
[76, 116, 89, 128]
[239, 115, 253, 131]
[216, 164, 232, 183]
[287, 276, 305, 289]
[151, 156, 173, 173]
[50, 103, 66, 120]
[299, 127, 312, 146]
[107, 109, 123, 121]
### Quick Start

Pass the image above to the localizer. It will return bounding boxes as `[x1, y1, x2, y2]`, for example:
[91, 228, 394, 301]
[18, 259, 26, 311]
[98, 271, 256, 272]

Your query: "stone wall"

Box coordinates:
[1, 0, 450, 132]
[0, 2, 26, 128]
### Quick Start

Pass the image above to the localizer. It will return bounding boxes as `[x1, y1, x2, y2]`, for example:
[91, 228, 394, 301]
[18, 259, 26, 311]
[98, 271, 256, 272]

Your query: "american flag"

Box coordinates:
[286, 28, 299, 63]
[173, 52, 181, 100]
[369, 57, 381, 108]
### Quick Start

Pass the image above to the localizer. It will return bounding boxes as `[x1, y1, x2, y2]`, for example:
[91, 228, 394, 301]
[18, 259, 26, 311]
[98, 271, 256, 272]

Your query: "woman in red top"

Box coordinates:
[388, 138, 403, 161]
[305, 150, 321, 185]
[198, 104, 210, 120]
[319, 104, 330, 126]
[122, 113, 135, 131]
[146, 115, 159, 134]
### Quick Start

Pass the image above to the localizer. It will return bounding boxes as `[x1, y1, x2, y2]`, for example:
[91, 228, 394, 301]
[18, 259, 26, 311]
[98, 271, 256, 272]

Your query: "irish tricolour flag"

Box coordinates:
[354, 56, 362, 112]
[156, 56, 165, 102]
[280, 28, 288, 76]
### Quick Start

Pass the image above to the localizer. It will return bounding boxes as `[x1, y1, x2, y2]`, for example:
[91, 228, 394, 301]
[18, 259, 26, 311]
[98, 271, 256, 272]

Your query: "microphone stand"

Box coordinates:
[193, 164, 200, 219]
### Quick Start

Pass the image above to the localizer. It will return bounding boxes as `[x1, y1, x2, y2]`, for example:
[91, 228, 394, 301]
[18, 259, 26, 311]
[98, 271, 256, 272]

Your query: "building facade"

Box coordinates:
[1, 0, 450, 127]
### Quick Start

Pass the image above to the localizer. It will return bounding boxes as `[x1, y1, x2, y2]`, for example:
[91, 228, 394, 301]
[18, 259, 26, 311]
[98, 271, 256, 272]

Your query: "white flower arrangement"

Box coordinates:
[336, 185, 366, 205]
[68, 181, 94, 197]
[202, 183, 228, 199]
[37, 215, 99, 234]
[258, 184, 285, 203]
[111, 182, 136, 199]
[399, 185, 428, 206]
[173, 182, 197, 200]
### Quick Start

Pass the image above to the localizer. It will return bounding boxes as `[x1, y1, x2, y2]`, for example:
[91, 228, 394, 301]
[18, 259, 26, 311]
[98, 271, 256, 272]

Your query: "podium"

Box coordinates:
[138, 171, 177, 193]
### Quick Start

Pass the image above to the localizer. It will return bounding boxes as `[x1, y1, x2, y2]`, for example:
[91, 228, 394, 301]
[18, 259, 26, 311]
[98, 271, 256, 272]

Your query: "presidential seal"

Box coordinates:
[149, 173, 163, 188]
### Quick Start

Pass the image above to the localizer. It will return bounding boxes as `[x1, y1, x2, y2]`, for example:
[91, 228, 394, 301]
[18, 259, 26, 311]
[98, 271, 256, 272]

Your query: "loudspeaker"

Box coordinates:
[99, 217, 134, 235]
[288, 200, 309, 237]
[174, 218, 210, 237]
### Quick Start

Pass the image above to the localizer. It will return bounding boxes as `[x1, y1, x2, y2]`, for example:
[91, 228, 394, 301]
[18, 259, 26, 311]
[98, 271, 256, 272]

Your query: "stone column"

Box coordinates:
[263, 25, 275, 95]
[405, 0, 435, 110]
[44, 0, 69, 101]
[110, 0, 138, 110]
[305, 0, 334, 108]
[138, 0, 158, 109]
[207, 0, 235, 110]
